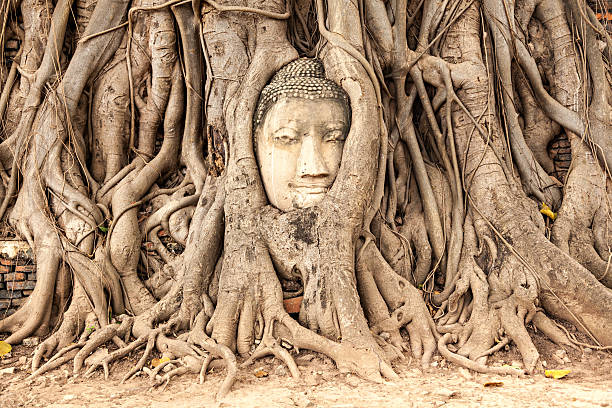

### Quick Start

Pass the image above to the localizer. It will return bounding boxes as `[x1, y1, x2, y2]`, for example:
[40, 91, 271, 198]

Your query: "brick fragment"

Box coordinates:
[27, 272, 36, 281]
[0, 289, 22, 298]
[22, 290, 34, 296]
[556, 153, 572, 161]
[0, 258, 12, 266]
[14, 264, 35, 272]
[2, 272, 26, 282]
[6, 280, 35, 290]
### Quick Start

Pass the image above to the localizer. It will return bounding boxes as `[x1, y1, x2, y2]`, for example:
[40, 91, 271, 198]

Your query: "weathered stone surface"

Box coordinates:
[0, 367, 16, 375]
[22, 337, 40, 347]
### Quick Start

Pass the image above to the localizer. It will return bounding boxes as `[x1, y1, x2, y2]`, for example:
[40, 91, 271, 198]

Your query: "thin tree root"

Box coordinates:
[148, 358, 179, 380]
[85, 336, 148, 379]
[474, 337, 509, 359]
[438, 333, 524, 376]
[73, 324, 121, 374]
[552, 320, 612, 351]
[121, 328, 162, 383]
[199, 354, 213, 384]
[151, 355, 203, 389]
[27, 349, 81, 381]
[241, 335, 300, 378]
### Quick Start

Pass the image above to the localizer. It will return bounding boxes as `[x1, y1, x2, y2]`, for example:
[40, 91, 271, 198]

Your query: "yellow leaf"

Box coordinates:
[151, 356, 170, 368]
[0, 341, 11, 357]
[545, 369, 571, 379]
[254, 369, 269, 378]
[540, 203, 557, 220]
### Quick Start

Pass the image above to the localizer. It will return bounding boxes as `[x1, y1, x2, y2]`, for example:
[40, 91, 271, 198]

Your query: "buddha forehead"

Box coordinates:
[261, 97, 349, 132]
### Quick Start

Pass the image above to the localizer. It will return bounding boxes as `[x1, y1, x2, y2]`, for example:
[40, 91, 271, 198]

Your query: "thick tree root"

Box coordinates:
[187, 311, 237, 399]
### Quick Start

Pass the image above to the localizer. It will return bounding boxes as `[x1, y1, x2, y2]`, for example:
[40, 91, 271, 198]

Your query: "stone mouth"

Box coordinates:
[289, 183, 330, 194]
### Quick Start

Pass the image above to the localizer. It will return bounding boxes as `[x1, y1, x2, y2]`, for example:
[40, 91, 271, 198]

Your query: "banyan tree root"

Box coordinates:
[1, 0, 612, 400]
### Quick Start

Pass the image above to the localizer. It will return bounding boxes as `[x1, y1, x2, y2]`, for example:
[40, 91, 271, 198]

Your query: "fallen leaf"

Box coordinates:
[0, 341, 11, 357]
[540, 203, 557, 220]
[254, 369, 269, 378]
[151, 356, 170, 368]
[483, 381, 503, 387]
[545, 369, 570, 379]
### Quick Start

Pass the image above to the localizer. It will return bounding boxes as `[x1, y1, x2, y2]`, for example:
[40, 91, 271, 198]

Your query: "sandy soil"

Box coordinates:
[1, 330, 611, 408]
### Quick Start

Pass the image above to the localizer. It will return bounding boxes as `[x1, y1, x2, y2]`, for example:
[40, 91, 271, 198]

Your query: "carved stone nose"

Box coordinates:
[296, 135, 329, 178]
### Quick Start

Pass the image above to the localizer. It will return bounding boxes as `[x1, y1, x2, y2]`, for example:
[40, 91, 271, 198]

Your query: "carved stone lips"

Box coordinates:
[289, 183, 329, 194]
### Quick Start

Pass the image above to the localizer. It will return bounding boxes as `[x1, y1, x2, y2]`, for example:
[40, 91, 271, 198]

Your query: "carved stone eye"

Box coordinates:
[272, 128, 299, 144]
[323, 130, 346, 143]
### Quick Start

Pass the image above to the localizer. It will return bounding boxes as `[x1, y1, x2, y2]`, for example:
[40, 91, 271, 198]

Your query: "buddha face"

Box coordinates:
[255, 97, 349, 211]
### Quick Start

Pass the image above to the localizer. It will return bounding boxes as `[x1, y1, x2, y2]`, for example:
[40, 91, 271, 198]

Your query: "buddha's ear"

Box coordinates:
[252, 124, 262, 155]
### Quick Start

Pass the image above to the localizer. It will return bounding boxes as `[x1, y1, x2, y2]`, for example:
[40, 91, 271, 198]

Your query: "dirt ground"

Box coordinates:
[1, 328, 611, 408]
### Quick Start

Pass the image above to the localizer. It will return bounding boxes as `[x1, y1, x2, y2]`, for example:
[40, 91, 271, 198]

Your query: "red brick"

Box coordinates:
[2, 272, 26, 282]
[14, 264, 35, 272]
[0, 264, 9, 273]
[6, 280, 35, 290]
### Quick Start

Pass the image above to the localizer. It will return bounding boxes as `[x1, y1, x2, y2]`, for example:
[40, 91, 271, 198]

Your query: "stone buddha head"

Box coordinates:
[254, 58, 351, 212]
